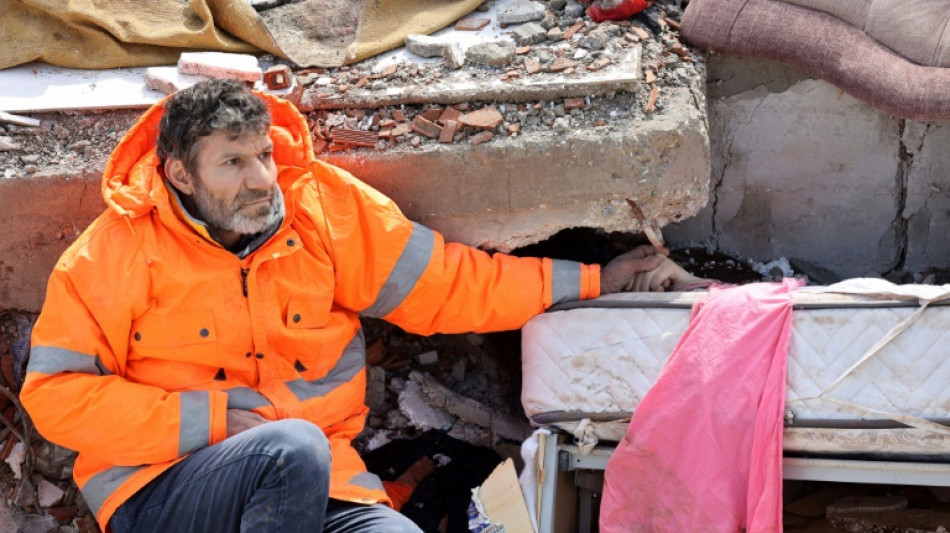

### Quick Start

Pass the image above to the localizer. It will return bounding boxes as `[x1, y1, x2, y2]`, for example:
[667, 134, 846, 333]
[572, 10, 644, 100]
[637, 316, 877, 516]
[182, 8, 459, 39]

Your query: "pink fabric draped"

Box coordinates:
[600, 279, 801, 532]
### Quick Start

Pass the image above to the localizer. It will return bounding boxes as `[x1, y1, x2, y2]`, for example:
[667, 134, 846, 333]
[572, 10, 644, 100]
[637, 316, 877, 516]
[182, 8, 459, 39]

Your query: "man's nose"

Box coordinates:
[245, 158, 276, 190]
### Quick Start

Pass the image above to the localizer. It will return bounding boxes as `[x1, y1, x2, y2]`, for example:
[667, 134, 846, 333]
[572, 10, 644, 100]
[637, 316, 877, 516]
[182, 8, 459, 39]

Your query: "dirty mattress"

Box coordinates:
[521, 290, 950, 456]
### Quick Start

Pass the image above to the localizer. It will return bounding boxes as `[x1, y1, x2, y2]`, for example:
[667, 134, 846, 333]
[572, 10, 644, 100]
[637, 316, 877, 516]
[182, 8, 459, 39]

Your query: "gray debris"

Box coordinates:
[405, 34, 452, 58]
[443, 43, 466, 69]
[466, 40, 517, 68]
[549, 0, 567, 11]
[498, 0, 546, 25]
[0, 136, 21, 152]
[564, 0, 585, 18]
[512, 22, 548, 46]
[579, 26, 611, 50]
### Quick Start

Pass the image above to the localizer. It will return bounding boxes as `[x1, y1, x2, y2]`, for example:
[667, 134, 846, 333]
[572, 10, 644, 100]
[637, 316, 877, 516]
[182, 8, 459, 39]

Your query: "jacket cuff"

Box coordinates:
[581, 263, 601, 300]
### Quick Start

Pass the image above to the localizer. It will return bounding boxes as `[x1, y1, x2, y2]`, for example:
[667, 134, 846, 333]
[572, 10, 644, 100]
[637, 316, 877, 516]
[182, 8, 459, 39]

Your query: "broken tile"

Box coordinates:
[562, 21, 585, 41]
[379, 118, 396, 128]
[644, 70, 657, 84]
[630, 26, 650, 41]
[391, 124, 411, 137]
[331, 129, 379, 148]
[460, 106, 504, 130]
[392, 110, 406, 122]
[587, 58, 612, 71]
[264, 65, 293, 90]
[547, 57, 578, 72]
[422, 108, 443, 122]
[455, 16, 491, 31]
[507, 123, 521, 136]
[470, 131, 494, 146]
[177, 52, 261, 83]
[645, 86, 659, 113]
[144, 66, 204, 95]
[411, 116, 443, 139]
[439, 120, 460, 143]
[524, 58, 541, 74]
[594, 119, 607, 127]
[516, 46, 532, 55]
[438, 107, 462, 124]
[547, 27, 564, 40]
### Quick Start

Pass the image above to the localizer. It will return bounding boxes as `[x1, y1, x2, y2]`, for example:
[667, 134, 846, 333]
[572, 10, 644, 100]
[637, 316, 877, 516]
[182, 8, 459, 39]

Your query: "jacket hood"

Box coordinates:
[102, 90, 316, 218]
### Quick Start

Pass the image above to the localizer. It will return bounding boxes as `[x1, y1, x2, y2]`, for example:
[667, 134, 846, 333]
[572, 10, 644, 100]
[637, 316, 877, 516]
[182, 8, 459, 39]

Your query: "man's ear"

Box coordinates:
[164, 158, 194, 195]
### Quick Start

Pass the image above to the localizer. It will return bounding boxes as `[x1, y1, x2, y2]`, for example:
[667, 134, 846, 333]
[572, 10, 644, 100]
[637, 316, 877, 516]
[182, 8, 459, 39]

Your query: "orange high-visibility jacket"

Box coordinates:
[21, 92, 601, 528]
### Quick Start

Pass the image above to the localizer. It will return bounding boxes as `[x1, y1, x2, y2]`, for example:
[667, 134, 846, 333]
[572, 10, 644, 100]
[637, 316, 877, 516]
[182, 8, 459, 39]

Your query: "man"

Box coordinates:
[21, 79, 693, 532]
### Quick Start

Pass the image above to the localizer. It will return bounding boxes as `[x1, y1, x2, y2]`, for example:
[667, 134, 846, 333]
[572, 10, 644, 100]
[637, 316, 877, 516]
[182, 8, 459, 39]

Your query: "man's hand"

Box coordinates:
[600, 245, 669, 294]
[226, 409, 269, 438]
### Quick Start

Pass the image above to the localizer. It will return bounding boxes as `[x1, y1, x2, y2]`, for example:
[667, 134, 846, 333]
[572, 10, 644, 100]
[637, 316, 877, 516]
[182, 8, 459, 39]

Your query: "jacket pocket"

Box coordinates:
[285, 295, 331, 329]
[127, 308, 223, 390]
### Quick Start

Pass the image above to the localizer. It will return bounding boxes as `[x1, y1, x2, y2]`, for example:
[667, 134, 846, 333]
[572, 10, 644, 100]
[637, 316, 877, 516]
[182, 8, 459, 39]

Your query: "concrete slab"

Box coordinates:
[322, 88, 709, 252]
[903, 121, 950, 273]
[670, 54, 902, 280]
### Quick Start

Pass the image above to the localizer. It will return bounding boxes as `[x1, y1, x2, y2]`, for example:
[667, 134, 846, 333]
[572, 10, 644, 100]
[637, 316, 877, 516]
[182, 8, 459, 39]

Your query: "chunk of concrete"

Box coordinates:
[35, 477, 65, 508]
[405, 34, 452, 59]
[178, 52, 262, 83]
[324, 86, 709, 252]
[512, 22, 548, 46]
[466, 40, 517, 68]
[903, 121, 950, 274]
[144, 66, 205, 95]
[398, 380, 455, 431]
[443, 43, 465, 69]
[669, 57, 901, 280]
[498, 1, 546, 25]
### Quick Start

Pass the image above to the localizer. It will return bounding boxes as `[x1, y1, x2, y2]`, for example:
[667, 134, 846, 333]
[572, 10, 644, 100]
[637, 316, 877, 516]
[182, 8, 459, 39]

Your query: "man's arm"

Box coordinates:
[21, 265, 229, 466]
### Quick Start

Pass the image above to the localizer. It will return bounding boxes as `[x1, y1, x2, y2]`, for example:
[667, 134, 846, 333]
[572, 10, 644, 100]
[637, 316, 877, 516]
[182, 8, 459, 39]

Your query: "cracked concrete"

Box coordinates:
[667, 55, 950, 282]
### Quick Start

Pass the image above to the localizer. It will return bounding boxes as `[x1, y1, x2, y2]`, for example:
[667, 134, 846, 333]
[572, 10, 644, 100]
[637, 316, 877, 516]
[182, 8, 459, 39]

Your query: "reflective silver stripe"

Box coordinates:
[288, 331, 365, 402]
[82, 465, 144, 516]
[551, 260, 582, 305]
[27, 346, 107, 376]
[348, 471, 385, 492]
[179, 391, 211, 456]
[225, 387, 271, 410]
[361, 223, 435, 318]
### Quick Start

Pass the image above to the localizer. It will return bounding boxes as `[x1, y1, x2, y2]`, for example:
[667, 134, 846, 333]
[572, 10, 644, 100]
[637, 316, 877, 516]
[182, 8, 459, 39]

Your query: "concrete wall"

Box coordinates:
[668, 56, 950, 282]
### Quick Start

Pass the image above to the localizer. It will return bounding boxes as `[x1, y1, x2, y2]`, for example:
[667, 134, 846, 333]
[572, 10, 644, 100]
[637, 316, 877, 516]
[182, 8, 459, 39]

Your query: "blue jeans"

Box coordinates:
[109, 419, 422, 533]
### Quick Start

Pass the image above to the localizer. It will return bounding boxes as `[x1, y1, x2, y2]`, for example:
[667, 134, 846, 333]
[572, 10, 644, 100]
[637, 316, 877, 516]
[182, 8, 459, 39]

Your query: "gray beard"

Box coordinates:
[192, 184, 285, 236]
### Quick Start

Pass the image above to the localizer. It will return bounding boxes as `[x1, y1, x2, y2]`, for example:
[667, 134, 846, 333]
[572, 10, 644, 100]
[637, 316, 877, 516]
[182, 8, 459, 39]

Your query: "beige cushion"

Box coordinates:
[780, 0, 950, 67]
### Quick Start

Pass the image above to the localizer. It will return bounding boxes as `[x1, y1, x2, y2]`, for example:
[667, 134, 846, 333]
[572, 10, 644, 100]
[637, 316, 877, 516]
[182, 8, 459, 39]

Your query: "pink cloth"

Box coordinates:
[600, 279, 801, 533]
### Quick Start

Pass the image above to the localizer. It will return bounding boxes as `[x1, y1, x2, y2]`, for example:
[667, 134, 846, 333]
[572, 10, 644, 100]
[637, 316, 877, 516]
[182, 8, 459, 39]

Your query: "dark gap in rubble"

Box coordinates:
[511, 226, 767, 285]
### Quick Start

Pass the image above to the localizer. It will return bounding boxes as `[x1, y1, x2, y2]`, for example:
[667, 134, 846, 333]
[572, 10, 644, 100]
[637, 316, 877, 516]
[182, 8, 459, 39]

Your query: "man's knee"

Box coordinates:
[251, 419, 331, 472]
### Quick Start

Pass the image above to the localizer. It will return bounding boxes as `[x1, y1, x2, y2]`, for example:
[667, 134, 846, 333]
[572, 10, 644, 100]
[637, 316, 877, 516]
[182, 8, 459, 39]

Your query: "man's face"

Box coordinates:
[187, 131, 283, 244]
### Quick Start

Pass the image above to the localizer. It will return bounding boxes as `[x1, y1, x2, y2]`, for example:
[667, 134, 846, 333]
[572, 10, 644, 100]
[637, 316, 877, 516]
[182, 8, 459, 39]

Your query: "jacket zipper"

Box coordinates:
[241, 268, 249, 297]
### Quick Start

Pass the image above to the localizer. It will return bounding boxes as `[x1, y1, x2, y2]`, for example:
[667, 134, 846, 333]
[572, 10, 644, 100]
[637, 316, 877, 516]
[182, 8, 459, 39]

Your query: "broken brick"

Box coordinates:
[516, 46, 532, 55]
[331, 129, 379, 148]
[459, 106, 504, 130]
[354, 77, 370, 88]
[264, 65, 293, 90]
[455, 102, 471, 112]
[438, 107, 462, 124]
[644, 70, 657, 84]
[470, 131, 494, 146]
[624, 32, 641, 43]
[506, 123, 521, 136]
[313, 139, 328, 155]
[344, 109, 366, 119]
[563, 21, 585, 41]
[378, 65, 397, 78]
[524, 58, 541, 74]
[391, 124, 411, 137]
[379, 119, 396, 128]
[594, 119, 607, 127]
[411, 116, 443, 139]
[547, 27, 564, 40]
[630, 26, 650, 41]
[439, 120, 460, 143]
[645, 86, 659, 113]
[588, 58, 612, 71]
[506, 70, 521, 79]
[422, 108, 443, 122]
[548, 57, 578, 72]
[670, 45, 690, 58]
[564, 98, 585, 111]
[392, 110, 407, 122]
[455, 16, 491, 31]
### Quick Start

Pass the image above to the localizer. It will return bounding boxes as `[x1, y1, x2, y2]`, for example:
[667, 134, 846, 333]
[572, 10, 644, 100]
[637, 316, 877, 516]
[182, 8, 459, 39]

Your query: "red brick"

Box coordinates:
[411, 116, 443, 139]
[548, 58, 578, 72]
[516, 46, 532, 55]
[264, 65, 293, 90]
[439, 120, 459, 143]
[459, 106, 504, 130]
[470, 131, 494, 146]
[438, 107, 462, 124]
[455, 16, 490, 31]
[645, 86, 659, 113]
[563, 21, 585, 40]
[564, 98, 585, 111]
[422, 108, 443, 122]
[392, 110, 406, 122]
[588, 58, 612, 72]
[379, 118, 396, 128]
[391, 124, 411, 137]
[524, 58, 541, 74]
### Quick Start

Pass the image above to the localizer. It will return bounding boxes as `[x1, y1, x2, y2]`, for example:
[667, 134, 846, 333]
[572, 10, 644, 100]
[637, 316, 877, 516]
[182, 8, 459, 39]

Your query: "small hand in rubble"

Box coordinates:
[226, 409, 270, 437]
[600, 246, 711, 294]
